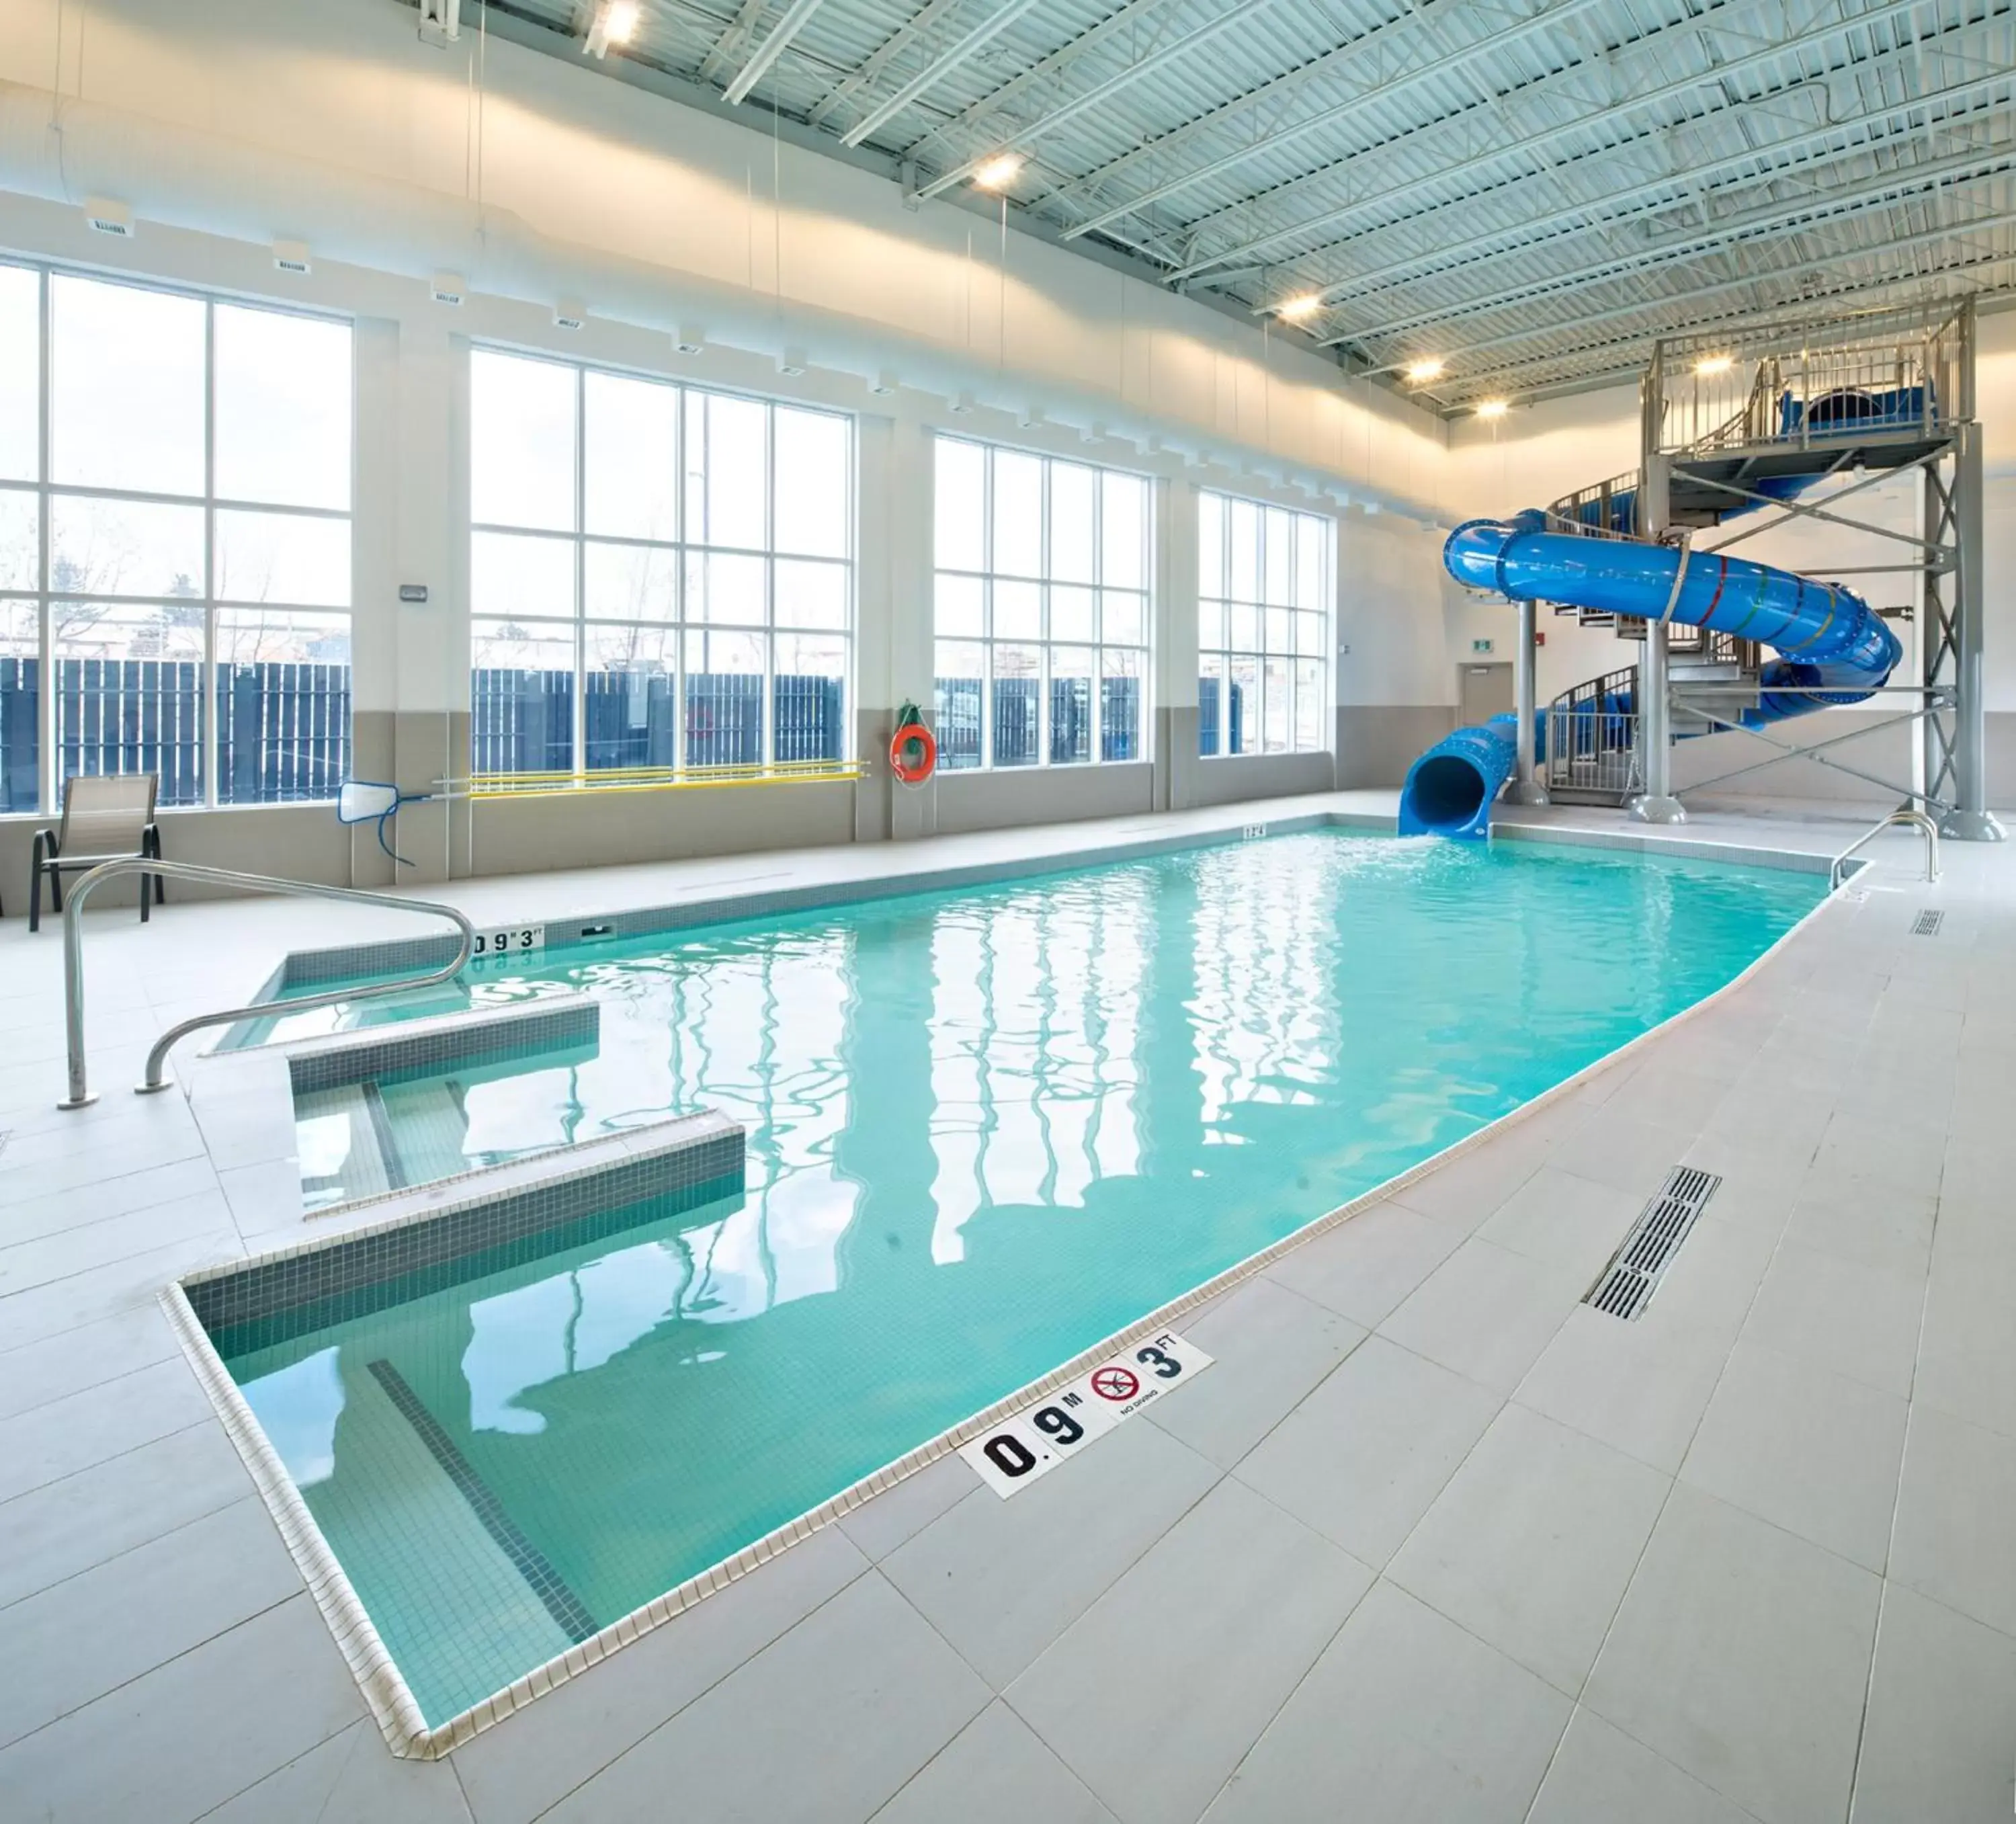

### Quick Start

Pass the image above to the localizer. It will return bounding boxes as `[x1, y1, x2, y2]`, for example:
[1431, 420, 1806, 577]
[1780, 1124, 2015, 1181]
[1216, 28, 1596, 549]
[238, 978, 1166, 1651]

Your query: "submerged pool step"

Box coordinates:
[296, 1085, 398, 1212]
[374, 1077, 476, 1189]
[367, 1359, 598, 1645]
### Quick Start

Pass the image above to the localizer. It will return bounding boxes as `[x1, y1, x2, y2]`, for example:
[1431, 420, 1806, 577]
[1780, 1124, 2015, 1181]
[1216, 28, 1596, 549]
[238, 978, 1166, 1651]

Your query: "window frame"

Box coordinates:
[1195, 487, 1333, 759]
[466, 345, 857, 783]
[0, 259, 356, 815]
[929, 432, 1154, 773]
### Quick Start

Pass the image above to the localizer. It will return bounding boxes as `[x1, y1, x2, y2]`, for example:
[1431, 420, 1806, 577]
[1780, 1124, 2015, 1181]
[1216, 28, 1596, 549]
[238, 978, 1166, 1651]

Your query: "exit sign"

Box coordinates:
[1471, 638, 1495, 654]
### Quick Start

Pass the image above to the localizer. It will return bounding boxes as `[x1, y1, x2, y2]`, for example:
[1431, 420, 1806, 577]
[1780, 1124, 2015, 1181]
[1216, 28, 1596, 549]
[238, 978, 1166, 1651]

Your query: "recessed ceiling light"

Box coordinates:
[974, 154, 1023, 191]
[1695, 354, 1734, 376]
[1405, 357, 1445, 382]
[584, 0, 639, 56]
[1475, 399, 1509, 419]
[1275, 294, 1322, 321]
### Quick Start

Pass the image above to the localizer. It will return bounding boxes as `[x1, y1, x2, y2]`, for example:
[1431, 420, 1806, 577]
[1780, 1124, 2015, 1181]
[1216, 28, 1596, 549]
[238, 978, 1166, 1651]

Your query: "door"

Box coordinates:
[1459, 662, 1515, 724]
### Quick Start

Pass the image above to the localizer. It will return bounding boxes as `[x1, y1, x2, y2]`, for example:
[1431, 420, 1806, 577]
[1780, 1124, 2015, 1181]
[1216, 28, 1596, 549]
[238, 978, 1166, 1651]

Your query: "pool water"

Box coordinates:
[222, 833, 1822, 1725]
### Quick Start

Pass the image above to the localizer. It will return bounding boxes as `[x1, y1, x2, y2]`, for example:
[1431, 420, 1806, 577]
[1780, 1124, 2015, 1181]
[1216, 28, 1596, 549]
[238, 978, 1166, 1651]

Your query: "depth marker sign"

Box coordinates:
[958, 1331, 1214, 1499]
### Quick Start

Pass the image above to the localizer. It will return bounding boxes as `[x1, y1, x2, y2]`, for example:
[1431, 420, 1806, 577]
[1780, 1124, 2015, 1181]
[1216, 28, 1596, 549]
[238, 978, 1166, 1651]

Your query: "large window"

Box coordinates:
[469, 350, 852, 782]
[1197, 491, 1330, 756]
[0, 265, 353, 814]
[931, 436, 1150, 771]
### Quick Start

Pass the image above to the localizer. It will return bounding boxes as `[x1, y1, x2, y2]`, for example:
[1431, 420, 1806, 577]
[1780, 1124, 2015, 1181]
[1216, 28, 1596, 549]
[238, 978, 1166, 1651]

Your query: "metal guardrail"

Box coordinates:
[1543, 663, 1642, 801]
[58, 859, 476, 1110]
[1829, 809, 1942, 893]
[1651, 298, 1967, 458]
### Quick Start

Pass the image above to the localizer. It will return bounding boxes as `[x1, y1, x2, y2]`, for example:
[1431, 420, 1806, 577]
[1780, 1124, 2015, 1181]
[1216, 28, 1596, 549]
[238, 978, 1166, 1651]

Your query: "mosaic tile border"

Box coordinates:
[285, 997, 600, 1097]
[183, 1112, 743, 1351]
[171, 852, 1849, 1761]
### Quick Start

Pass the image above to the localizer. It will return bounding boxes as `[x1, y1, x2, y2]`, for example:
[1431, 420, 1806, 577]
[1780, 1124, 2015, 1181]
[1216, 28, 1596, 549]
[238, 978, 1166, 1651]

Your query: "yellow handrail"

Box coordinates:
[468, 759, 866, 800]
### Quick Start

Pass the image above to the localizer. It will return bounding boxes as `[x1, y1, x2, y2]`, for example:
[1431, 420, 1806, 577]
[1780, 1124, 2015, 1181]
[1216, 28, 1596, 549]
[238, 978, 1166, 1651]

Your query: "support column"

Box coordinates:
[1630, 620, 1685, 824]
[1505, 596, 1550, 805]
[884, 417, 938, 843]
[1940, 419, 2004, 841]
[1156, 476, 1201, 811]
[1628, 429, 1685, 825]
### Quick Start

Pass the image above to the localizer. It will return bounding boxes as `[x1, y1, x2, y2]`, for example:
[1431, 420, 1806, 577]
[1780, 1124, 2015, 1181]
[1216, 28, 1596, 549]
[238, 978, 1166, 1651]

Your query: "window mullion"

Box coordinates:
[202, 299, 218, 809]
[36, 265, 52, 816]
[673, 385, 686, 778]
[573, 367, 587, 784]
[763, 405, 775, 769]
[1038, 458, 1051, 768]
[1090, 476, 1102, 767]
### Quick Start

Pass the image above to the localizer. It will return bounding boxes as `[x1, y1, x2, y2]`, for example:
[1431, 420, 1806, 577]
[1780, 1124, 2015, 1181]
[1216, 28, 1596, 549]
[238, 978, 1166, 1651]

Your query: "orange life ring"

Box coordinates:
[890, 721, 937, 786]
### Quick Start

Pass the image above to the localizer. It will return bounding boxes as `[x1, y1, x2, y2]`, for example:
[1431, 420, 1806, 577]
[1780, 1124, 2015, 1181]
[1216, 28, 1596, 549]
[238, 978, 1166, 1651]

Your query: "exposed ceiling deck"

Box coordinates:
[455, 0, 2016, 415]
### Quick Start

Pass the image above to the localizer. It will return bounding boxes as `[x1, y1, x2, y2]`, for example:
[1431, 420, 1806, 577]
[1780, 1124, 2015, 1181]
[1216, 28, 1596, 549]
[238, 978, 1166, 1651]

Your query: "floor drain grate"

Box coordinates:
[1585, 1166, 1721, 1321]
[1913, 909, 1943, 936]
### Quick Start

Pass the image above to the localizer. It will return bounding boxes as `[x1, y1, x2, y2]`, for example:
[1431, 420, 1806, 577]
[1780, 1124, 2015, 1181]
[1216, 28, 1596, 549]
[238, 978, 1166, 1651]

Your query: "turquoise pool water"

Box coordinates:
[223, 833, 1822, 1725]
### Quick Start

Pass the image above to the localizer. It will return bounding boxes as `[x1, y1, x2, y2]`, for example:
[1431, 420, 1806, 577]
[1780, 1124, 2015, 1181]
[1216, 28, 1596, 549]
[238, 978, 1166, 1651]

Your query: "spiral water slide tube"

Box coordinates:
[1398, 481, 1904, 839]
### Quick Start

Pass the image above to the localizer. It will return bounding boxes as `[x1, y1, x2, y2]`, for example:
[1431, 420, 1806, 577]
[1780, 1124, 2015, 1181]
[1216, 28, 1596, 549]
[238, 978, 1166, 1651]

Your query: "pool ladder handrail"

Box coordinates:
[58, 858, 476, 1110]
[1829, 808, 1941, 893]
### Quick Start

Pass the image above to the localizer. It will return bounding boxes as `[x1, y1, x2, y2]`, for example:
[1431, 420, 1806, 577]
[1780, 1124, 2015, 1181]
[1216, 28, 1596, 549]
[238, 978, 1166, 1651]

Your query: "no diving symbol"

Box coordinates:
[1092, 1365, 1140, 1403]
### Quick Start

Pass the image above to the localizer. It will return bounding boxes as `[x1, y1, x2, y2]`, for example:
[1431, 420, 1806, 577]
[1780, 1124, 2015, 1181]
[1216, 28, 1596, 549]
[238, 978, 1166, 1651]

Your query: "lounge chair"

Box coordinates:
[28, 774, 165, 932]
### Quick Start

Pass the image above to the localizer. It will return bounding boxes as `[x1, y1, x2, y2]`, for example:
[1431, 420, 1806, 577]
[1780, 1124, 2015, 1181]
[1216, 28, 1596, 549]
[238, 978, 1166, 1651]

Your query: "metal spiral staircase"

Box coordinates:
[1507, 300, 1988, 826]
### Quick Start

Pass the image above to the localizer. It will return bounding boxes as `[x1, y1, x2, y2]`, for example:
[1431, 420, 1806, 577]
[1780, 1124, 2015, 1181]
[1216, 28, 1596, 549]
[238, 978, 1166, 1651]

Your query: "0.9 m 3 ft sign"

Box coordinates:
[958, 1331, 1214, 1499]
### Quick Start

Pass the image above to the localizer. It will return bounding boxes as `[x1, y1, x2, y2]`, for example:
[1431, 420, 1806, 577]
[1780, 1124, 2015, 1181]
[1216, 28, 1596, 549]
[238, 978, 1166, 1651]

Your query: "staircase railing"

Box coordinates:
[58, 859, 476, 1110]
[1544, 469, 1642, 539]
[1544, 663, 1642, 801]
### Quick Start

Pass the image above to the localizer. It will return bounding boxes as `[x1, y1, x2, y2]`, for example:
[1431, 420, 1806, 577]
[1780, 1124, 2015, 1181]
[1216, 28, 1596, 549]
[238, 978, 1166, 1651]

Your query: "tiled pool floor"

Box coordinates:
[1, 790, 2011, 1822]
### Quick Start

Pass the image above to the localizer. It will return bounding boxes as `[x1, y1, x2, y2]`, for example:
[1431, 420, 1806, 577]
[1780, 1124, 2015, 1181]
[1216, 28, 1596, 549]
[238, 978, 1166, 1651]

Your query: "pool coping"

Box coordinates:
[161, 814, 1849, 1760]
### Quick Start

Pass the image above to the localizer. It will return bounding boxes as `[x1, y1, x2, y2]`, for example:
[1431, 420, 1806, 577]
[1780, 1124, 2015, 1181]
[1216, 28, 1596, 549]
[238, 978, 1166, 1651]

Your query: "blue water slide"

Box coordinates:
[1400, 471, 1904, 837]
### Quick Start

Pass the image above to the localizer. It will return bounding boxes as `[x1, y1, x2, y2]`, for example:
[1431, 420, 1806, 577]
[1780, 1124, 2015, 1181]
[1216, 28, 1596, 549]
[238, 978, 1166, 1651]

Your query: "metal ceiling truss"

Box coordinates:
[1304, 81, 2010, 372]
[1176, 0, 1980, 289]
[909, 0, 1286, 204]
[1068, 0, 1635, 257]
[1289, 17, 2011, 324]
[450, 0, 2016, 401]
[1423, 231, 2016, 405]
[839, 0, 1047, 146]
[1336, 140, 2016, 351]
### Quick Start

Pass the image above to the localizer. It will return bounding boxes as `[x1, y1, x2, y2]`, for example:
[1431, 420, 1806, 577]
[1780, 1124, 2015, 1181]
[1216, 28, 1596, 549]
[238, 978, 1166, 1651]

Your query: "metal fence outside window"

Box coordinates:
[1198, 677, 1246, 756]
[0, 658, 352, 814]
[929, 675, 1142, 769]
[470, 669, 846, 776]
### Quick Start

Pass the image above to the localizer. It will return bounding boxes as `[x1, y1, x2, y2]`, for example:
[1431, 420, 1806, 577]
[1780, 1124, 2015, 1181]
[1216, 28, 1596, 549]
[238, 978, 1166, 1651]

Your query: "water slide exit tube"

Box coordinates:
[1398, 508, 1902, 839]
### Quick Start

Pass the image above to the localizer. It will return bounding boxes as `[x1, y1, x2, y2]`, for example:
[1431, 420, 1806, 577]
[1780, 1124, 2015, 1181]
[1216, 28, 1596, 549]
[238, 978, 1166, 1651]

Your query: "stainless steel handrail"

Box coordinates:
[58, 858, 476, 1110]
[1829, 808, 1942, 892]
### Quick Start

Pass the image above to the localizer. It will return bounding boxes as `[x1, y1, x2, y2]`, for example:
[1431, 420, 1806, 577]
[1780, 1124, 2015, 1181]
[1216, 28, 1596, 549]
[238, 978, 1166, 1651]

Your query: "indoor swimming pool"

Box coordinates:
[212, 831, 1824, 1728]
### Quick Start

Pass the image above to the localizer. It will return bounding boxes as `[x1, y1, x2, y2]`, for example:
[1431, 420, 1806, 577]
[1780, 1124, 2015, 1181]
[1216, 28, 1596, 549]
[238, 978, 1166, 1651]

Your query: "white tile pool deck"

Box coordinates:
[0, 790, 2010, 1823]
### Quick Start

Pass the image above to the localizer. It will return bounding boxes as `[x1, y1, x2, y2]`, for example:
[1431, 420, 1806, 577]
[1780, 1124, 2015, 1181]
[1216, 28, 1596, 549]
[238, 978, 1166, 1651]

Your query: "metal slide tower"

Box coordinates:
[1523, 298, 2002, 840]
